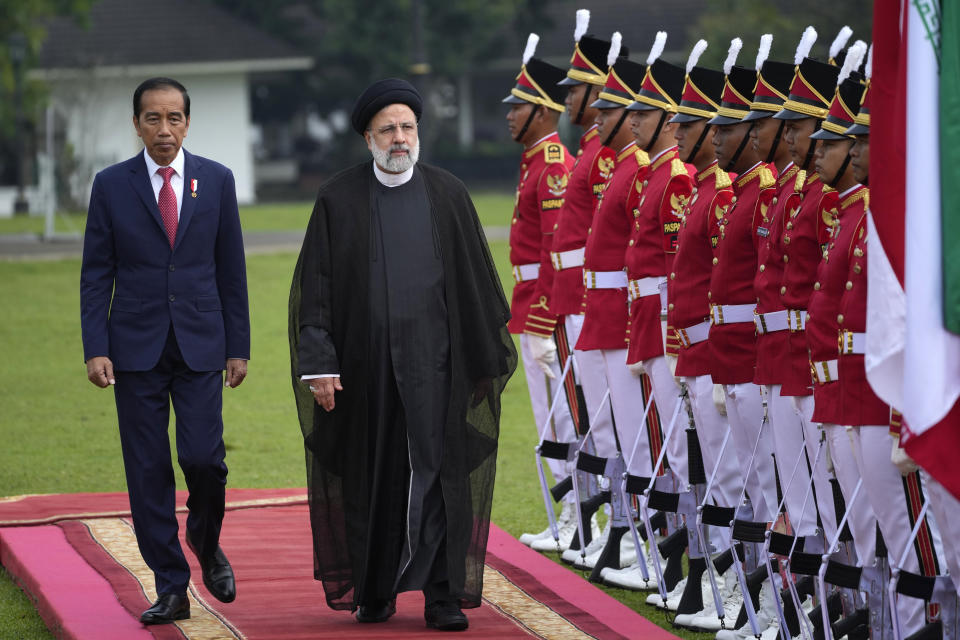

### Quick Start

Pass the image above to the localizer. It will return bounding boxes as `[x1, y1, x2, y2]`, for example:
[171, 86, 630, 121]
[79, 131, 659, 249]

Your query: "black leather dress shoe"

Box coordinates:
[186, 535, 236, 603]
[424, 600, 468, 631]
[140, 593, 190, 625]
[355, 598, 396, 623]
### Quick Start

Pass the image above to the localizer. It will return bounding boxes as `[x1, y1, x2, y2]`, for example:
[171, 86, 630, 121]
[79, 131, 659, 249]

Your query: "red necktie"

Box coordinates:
[157, 167, 178, 248]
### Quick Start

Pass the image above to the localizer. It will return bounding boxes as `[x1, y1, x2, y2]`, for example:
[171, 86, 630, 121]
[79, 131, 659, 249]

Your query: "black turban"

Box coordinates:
[350, 78, 423, 134]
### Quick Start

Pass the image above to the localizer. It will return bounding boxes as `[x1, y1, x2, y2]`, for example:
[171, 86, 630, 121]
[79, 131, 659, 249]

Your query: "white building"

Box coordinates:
[3, 0, 312, 216]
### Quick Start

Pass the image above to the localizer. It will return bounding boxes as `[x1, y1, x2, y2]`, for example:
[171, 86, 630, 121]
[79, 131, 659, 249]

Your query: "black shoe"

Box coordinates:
[356, 598, 396, 623]
[140, 593, 189, 625]
[425, 600, 468, 631]
[186, 535, 236, 603]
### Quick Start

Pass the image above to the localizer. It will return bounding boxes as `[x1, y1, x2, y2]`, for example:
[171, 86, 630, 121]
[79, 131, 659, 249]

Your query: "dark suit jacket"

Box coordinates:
[81, 149, 250, 372]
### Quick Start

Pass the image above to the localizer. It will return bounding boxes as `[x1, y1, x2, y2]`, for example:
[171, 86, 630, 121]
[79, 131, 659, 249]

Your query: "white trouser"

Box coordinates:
[821, 422, 877, 566]
[603, 348, 654, 477]
[923, 471, 960, 599]
[766, 385, 821, 538]
[687, 374, 740, 550]
[642, 355, 688, 486]
[521, 333, 578, 483]
[724, 382, 778, 523]
[570, 316, 618, 461]
[847, 426, 945, 636]
[792, 396, 840, 543]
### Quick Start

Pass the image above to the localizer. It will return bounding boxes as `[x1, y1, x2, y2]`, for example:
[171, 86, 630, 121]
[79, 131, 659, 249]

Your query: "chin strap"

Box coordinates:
[826, 145, 854, 188]
[685, 122, 712, 164]
[801, 120, 822, 170]
[765, 119, 786, 165]
[724, 122, 755, 173]
[574, 86, 592, 126]
[644, 111, 669, 153]
[602, 110, 630, 148]
[514, 106, 540, 143]
[861, 173, 869, 186]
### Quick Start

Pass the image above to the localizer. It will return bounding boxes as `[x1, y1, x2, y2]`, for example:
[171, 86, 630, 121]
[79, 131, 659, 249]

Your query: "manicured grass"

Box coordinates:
[0, 237, 700, 640]
[0, 190, 515, 236]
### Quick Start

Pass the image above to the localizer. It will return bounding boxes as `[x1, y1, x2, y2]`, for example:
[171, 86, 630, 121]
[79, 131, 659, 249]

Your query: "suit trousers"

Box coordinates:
[602, 348, 653, 477]
[569, 314, 618, 461]
[642, 355, 687, 486]
[520, 333, 578, 486]
[114, 327, 227, 595]
[847, 426, 945, 635]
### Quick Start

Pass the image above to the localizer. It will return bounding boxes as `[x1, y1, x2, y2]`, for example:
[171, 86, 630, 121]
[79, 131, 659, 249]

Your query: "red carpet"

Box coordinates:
[0, 490, 679, 639]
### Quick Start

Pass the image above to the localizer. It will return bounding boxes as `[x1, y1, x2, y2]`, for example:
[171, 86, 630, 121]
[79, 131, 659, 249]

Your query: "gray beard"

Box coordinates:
[371, 141, 419, 173]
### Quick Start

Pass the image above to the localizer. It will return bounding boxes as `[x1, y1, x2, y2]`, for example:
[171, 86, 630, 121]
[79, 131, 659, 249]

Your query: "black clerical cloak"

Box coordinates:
[289, 162, 516, 611]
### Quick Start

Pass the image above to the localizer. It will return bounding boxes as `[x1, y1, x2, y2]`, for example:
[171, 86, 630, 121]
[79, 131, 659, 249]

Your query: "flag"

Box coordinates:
[867, 0, 960, 500]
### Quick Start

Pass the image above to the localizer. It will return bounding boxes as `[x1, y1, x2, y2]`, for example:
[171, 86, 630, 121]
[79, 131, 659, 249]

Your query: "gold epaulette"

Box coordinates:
[635, 148, 651, 167]
[671, 157, 688, 178]
[714, 165, 733, 189]
[759, 166, 776, 190]
[841, 186, 870, 211]
[794, 169, 807, 194]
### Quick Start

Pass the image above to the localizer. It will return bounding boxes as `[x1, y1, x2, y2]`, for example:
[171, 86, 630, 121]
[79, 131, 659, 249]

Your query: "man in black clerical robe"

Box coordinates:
[288, 78, 516, 632]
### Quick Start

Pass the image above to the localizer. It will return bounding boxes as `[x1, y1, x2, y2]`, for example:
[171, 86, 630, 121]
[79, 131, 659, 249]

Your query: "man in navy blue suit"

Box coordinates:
[80, 77, 250, 625]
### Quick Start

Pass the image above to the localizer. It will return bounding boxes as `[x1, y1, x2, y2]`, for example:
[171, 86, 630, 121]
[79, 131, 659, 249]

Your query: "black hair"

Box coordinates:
[133, 77, 190, 118]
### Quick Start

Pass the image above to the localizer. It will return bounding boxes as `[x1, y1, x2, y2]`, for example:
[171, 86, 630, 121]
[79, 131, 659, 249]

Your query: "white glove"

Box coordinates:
[627, 361, 645, 378]
[527, 334, 557, 380]
[658, 279, 669, 315]
[891, 434, 920, 476]
[712, 384, 728, 416]
[665, 354, 682, 389]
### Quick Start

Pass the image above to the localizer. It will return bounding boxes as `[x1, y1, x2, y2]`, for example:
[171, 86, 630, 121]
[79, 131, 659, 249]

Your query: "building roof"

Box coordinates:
[35, 0, 312, 76]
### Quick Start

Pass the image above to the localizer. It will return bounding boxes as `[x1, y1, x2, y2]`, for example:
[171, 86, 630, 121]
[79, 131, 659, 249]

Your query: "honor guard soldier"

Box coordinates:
[503, 33, 578, 550]
[817, 51, 945, 637]
[521, 12, 629, 552]
[748, 29, 838, 563]
[568, 32, 657, 579]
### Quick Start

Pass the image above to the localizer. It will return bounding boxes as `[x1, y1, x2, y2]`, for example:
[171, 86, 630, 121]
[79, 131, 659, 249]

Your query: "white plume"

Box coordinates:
[724, 37, 743, 75]
[829, 26, 854, 61]
[647, 31, 667, 65]
[522, 33, 539, 65]
[607, 31, 622, 67]
[755, 34, 773, 71]
[794, 26, 817, 65]
[838, 40, 867, 85]
[865, 43, 873, 79]
[686, 39, 708, 74]
[574, 9, 590, 42]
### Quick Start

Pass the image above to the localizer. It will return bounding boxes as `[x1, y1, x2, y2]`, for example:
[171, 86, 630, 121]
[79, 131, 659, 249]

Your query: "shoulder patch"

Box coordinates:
[545, 143, 565, 164]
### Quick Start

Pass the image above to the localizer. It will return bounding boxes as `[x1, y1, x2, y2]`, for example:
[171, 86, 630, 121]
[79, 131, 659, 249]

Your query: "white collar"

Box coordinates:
[650, 145, 677, 164]
[839, 183, 861, 198]
[373, 160, 414, 187]
[143, 147, 185, 178]
[525, 131, 555, 150]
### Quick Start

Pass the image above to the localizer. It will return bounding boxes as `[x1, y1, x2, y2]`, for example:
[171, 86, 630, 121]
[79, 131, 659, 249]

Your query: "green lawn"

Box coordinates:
[0, 190, 515, 236]
[0, 227, 698, 639]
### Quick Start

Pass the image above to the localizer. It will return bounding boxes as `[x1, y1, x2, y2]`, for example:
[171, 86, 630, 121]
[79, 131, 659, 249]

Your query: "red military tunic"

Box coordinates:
[708, 162, 777, 384]
[624, 146, 694, 364]
[576, 141, 650, 351]
[671, 161, 734, 377]
[550, 125, 616, 316]
[808, 184, 867, 424]
[780, 172, 838, 396]
[508, 132, 574, 335]
[753, 162, 803, 385]
[836, 206, 890, 425]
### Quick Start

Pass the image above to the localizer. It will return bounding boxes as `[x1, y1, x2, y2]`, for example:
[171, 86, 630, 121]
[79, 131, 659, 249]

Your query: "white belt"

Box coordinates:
[584, 269, 628, 289]
[754, 309, 789, 335]
[787, 309, 808, 332]
[811, 359, 839, 384]
[838, 330, 866, 355]
[551, 247, 585, 271]
[710, 303, 756, 325]
[627, 276, 665, 304]
[513, 262, 540, 283]
[676, 320, 711, 348]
